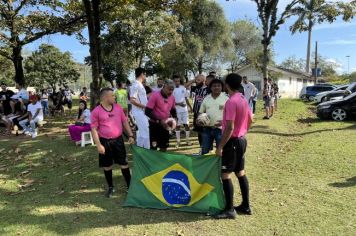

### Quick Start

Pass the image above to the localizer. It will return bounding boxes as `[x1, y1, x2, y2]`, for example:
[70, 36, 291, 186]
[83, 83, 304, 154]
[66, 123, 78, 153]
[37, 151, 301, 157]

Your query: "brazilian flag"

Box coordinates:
[124, 146, 225, 215]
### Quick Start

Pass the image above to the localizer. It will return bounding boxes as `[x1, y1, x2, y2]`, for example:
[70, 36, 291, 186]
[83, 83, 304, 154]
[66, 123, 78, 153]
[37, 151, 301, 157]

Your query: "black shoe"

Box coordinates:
[263, 116, 270, 120]
[213, 209, 237, 219]
[105, 187, 115, 198]
[234, 205, 252, 215]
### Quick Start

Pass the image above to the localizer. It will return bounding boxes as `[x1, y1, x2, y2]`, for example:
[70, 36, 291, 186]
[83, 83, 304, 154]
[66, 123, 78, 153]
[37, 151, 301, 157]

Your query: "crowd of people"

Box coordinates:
[0, 82, 89, 138]
[1, 68, 280, 219]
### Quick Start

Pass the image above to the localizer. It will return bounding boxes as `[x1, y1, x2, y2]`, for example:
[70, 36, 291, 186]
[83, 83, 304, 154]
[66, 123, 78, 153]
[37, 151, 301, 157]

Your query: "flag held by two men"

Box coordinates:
[124, 146, 225, 215]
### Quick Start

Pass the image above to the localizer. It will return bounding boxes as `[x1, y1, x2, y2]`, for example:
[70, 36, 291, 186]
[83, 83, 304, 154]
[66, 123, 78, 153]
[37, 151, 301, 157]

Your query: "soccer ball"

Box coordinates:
[196, 113, 210, 127]
[165, 118, 177, 131]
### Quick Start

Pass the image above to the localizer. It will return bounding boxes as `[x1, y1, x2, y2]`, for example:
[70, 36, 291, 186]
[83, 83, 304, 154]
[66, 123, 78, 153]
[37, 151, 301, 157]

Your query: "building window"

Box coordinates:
[289, 77, 292, 85]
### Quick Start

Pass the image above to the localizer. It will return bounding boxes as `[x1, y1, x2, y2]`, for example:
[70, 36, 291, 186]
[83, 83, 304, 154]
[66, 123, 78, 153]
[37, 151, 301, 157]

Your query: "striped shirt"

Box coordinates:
[192, 85, 209, 114]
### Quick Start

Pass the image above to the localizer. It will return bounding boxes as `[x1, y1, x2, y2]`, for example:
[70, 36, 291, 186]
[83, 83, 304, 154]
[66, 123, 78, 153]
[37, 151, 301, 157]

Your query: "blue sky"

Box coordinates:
[25, 0, 356, 74]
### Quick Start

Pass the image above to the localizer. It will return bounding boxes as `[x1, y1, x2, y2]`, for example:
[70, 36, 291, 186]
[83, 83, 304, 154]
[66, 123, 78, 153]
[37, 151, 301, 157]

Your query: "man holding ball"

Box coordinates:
[215, 73, 253, 219]
[145, 79, 177, 152]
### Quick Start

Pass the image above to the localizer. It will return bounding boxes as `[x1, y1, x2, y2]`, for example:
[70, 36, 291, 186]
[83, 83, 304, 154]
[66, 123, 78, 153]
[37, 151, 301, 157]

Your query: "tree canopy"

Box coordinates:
[24, 44, 80, 90]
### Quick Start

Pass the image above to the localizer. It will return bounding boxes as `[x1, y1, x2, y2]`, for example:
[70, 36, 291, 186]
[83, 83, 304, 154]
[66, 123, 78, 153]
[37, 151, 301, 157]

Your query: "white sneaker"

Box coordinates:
[31, 132, 37, 138]
[24, 131, 30, 135]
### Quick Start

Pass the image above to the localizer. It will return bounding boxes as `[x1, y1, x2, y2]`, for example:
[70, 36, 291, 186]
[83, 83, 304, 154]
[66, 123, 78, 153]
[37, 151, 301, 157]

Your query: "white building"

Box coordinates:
[236, 64, 315, 98]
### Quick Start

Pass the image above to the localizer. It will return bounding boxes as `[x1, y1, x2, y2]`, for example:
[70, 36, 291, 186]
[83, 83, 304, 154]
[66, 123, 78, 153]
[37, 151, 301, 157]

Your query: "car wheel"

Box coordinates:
[308, 96, 315, 101]
[300, 94, 306, 100]
[321, 96, 328, 102]
[331, 108, 347, 121]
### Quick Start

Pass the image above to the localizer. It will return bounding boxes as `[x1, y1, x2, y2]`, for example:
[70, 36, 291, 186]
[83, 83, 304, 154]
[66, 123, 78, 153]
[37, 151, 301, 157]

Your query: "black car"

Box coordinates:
[317, 92, 356, 121]
[323, 82, 356, 102]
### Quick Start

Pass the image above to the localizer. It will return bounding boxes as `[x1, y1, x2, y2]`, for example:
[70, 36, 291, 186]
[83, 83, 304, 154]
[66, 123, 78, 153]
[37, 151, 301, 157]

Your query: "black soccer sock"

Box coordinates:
[222, 178, 234, 211]
[238, 175, 250, 208]
[121, 168, 131, 188]
[104, 169, 113, 188]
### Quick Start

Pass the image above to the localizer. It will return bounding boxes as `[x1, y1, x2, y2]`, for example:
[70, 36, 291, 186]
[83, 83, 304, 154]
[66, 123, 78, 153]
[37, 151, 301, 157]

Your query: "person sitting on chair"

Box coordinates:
[68, 100, 91, 145]
[19, 95, 43, 138]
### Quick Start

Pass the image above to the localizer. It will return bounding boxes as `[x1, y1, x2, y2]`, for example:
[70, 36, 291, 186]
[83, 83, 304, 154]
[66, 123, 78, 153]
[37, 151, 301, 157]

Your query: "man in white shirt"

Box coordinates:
[19, 95, 44, 138]
[130, 68, 150, 149]
[173, 75, 192, 148]
[242, 76, 256, 112]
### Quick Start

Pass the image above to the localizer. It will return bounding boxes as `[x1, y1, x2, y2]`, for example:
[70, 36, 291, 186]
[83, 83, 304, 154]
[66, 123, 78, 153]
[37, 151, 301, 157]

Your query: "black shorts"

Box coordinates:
[99, 136, 128, 167]
[222, 137, 247, 173]
[63, 99, 72, 109]
[149, 121, 170, 149]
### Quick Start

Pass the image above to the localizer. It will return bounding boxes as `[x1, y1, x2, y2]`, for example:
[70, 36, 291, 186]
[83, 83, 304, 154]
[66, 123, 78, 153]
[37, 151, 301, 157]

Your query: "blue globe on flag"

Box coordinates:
[162, 170, 191, 205]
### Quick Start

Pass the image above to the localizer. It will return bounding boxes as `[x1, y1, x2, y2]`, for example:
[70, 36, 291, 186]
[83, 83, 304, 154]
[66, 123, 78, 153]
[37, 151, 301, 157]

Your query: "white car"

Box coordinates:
[314, 85, 348, 103]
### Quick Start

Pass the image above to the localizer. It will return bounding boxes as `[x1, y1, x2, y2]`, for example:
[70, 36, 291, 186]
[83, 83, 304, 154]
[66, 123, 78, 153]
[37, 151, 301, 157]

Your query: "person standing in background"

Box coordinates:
[115, 81, 128, 116]
[173, 75, 192, 148]
[41, 89, 49, 117]
[185, 74, 209, 147]
[152, 78, 164, 92]
[242, 76, 256, 112]
[130, 68, 150, 149]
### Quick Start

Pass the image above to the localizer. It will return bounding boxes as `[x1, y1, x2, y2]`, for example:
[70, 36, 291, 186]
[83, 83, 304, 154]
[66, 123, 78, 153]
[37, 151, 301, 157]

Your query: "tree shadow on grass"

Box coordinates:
[0, 175, 209, 235]
[0, 141, 210, 235]
[329, 176, 356, 188]
[249, 123, 356, 137]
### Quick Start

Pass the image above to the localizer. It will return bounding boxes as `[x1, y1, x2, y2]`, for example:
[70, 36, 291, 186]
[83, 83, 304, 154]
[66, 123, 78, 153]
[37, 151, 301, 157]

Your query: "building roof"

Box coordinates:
[237, 64, 312, 79]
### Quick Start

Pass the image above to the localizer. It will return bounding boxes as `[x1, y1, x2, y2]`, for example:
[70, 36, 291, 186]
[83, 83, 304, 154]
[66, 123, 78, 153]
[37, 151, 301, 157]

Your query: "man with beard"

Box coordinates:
[185, 74, 209, 147]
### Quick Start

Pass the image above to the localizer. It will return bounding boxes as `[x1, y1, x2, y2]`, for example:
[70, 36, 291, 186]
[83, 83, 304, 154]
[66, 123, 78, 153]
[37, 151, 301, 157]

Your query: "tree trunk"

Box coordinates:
[262, 42, 269, 80]
[13, 45, 25, 85]
[198, 58, 203, 74]
[305, 20, 312, 74]
[83, 0, 101, 110]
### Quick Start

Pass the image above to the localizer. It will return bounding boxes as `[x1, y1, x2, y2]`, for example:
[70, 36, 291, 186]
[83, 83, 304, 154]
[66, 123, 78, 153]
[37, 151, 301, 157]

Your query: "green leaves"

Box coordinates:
[24, 44, 80, 89]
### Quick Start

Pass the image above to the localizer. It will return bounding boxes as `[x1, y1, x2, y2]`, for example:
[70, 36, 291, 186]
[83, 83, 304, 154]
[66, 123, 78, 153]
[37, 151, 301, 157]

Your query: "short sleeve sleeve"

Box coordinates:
[146, 93, 156, 110]
[224, 100, 236, 121]
[90, 108, 99, 129]
[130, 84, 138, 99]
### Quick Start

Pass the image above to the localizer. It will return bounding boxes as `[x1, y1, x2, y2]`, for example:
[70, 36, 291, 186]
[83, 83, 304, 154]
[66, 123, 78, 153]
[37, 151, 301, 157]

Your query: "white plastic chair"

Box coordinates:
[81, 131, 94, 147]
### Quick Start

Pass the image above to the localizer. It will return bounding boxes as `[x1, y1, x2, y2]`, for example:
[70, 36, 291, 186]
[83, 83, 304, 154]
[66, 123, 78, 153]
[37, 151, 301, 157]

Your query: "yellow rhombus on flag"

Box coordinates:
[141, 163, 214, 207]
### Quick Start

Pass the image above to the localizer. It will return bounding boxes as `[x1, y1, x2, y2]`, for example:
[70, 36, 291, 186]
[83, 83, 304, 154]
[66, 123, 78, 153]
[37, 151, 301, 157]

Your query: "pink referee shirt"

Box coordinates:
[90, 104, 127, 139]
[222, 92, 252, 138]
[146, 91, 175, 120]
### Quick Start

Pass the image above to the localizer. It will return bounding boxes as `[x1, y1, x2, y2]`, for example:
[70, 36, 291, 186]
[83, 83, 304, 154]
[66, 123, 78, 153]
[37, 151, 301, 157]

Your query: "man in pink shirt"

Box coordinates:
[145, 79, 177, 152]
[215, 73, 253, 219]
[91, 88, 135, 198]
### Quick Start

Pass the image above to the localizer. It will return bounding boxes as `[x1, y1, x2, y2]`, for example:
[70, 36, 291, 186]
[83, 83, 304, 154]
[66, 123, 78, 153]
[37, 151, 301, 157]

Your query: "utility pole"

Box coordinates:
[346, 55, 350, 74]
[314, 41, 318, 83]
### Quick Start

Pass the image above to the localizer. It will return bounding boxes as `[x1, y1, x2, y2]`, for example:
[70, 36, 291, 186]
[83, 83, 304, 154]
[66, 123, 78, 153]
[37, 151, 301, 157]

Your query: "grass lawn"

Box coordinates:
[0, 99, 355, 235]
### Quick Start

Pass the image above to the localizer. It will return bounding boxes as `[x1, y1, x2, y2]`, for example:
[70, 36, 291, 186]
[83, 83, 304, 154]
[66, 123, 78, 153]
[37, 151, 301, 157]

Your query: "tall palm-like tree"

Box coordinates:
[290, 0, 342, 74]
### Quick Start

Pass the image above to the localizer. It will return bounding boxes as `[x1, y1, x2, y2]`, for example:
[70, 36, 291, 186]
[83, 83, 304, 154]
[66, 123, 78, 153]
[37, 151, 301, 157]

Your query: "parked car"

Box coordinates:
[314, 85, 348, 103]
[300, 84, 336, 101]
[321, 82, 356, 103]
[317, 91, 356, 121]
